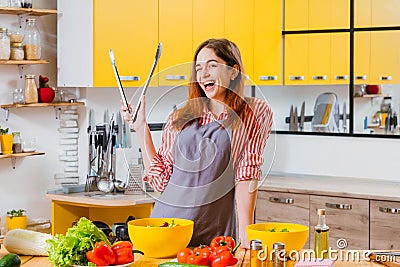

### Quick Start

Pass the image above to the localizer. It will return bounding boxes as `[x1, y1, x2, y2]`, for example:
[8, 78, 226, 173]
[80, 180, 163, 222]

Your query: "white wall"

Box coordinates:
[1, 1, 400, 230]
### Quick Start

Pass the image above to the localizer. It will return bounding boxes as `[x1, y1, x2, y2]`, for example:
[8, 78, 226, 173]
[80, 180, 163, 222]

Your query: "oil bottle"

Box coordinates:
[314, 208, 329, 259]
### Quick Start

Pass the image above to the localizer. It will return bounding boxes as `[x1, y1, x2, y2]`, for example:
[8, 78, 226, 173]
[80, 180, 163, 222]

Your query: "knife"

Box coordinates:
[342, 102, 347, 133]
[116, 111, 123, 148]
[294, 106, 299, 131]
[289, 105, 294, 131]
[299, 101, 305, 131]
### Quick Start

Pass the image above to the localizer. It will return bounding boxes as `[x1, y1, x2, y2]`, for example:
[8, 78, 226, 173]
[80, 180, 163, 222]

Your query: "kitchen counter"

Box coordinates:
[46, 192, 159, 235]
[0, 246, 393, 266]
[261, 173, 400, 202]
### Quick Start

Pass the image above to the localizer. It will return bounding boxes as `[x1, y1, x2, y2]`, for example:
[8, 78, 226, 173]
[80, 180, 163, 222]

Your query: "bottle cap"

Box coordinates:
[250, 239, 262, 250]
[25, 74, 36, 79]
[318, 209, 326, 215]
[273, 242, 285, 250]
[0, 27, 8, 33]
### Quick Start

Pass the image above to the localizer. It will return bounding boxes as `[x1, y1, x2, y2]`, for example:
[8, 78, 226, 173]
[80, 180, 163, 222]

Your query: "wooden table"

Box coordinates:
[0, 246, 394, 266]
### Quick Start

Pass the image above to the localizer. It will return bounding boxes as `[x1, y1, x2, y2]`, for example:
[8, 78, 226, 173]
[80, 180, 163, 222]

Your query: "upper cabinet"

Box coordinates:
[355, 0, 400, 28]
[57, 0, 158, 88]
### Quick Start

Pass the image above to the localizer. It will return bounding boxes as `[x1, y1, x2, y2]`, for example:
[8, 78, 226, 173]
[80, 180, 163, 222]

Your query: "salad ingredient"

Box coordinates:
[159, 263, 209, 267]
[111, 241, 144, 265]
[3, 229, 53, 256]
[86, 241, 115, 266]
[177, 248, 193, 263]
[211, 250, 238, 267]
[46, 217, 111, 267]
[0, 253, 21, 267]
[210, 236, 235, 250]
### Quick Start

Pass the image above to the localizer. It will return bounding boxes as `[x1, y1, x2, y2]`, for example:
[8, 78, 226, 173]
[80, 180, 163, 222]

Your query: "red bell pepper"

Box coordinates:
[86, 241, 116, 266]
[211, 250, 239, 267]
[111, 241, 144, 265]
[210, 236, 235, 250]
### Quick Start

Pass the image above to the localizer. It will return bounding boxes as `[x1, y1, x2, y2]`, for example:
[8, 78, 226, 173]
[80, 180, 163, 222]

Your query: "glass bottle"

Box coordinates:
[12, 132, 22, 153]
[314, 208, 330, 259]
[250, 239, 263, 267]
[24, 18, 41, 60]
[24, 74, 38, 103]
[272, 242, 285, 267]
[0, 27, 10, 60]
[10, 42, 25, 60]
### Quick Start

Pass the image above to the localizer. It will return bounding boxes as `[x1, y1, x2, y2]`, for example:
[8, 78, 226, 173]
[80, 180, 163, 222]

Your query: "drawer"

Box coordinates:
[370, 200, 400, 250]
[310, 195, 369, 250]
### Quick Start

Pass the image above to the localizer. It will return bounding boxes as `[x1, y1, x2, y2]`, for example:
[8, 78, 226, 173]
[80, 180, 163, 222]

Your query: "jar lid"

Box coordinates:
[273, 242, 285, 249]
[26, 18, 36, 22]
[317, 209, 326, 215]
[12, 132, 21, 136]
[0, 27, 8, 33]
[250, 239, 263, 250]
[11, 42, 23, 47]
[25, 74, 36, 78]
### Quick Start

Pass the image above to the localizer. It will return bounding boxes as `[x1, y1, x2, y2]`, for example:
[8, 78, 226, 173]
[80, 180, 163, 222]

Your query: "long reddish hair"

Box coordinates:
[172, 38, 252, 130]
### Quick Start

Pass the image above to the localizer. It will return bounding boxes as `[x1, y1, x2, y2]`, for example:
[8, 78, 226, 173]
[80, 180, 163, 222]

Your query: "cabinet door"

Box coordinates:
[354, 0, 371, 28]
[256, 191, 310, 248]
[354, 32, 370, 84]
[284, 0, 308, 31]
[331, 33, 350, 84]
[371, 0, 400, 27]
[193, 0, 224, 50]
[158, 0, 192, 86]
[308, 33, 331, 84]
[225, 0, 254, 83]
[309, 0, 349, 30]
[370, 200, 400, 250]
[284, 35, 309, 85]
[253, 0, 282, 85]
[369, 31, 400, 84]
[93, 0, 158, 87]
[310, 195, 369, 250]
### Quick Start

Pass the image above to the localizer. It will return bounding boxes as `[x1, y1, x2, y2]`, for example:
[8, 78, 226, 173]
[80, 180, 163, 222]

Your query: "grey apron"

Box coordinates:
[151, 120, 236, 246]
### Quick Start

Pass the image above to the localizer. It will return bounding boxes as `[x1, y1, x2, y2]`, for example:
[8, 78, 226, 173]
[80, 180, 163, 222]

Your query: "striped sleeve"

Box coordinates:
[142, 116, 176, 192]
[235, 99, 273, 182]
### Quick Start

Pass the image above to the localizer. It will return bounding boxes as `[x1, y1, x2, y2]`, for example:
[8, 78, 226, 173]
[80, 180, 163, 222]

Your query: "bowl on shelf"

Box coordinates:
[127, 217, 194, 258]
[246, 222, 309, 254]
[38, 87, 55, 103]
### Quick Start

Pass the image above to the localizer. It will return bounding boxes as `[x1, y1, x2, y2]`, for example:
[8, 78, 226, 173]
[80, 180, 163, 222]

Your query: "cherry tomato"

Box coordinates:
[177, 247, 193, 263]
[187, 252, 210, 266]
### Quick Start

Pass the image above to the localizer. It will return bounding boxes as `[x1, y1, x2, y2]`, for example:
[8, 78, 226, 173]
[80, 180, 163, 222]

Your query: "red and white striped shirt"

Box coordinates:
[144, 97, 273, 192]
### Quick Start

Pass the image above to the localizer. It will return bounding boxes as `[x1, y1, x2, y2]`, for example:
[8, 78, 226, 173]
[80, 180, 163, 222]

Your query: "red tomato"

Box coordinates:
[187, 252, 210, 266]
[177, 247, 193, 263]
[193, 245, 212, 258]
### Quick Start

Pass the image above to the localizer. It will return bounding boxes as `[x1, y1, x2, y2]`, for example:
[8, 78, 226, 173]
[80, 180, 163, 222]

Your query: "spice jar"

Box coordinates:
[0, 27, 10, 60]
[24, 74, 38, 103]
[272, 242, 285, 267]
[12, 132, 22, 153]
[250, 239, 263, 267]
[10, 42, 24, 60]
[13, 88, 25, 104]
[24, 18, 41, 60]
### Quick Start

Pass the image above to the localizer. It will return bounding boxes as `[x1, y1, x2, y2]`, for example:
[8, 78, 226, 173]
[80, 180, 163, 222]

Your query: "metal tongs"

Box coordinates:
[109, 43, 162, 123]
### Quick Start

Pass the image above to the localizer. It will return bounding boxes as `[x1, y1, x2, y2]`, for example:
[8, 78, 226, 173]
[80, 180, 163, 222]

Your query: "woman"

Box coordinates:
[123, 38, 273, 248]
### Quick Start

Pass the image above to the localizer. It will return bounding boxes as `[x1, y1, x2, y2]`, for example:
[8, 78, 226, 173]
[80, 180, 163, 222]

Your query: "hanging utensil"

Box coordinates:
[299, 101, 305, 131]
[289, 105, 294, 131]
[294, 106, 299, 131]
[342, 102, 347, 133]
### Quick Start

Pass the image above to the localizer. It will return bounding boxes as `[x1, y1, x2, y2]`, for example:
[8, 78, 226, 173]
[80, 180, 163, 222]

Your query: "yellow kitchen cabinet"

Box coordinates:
[193, 0, 225, 50]
[369, 31, 400, 84]
[308, 0, 349, 30]
[371, 0, 400, 27]
[58, 0, 158, 88]
[331, 33, 350, 84]
[225, 0, 254, 84]
[253, 0, 282, 85]
[308, 33, 331, 85]
[284, 35, 309, 85]
[354, 32, 370, 84]
[354, 0, 371, 28]
[158, 0, 193, 87]
[284, 0, 308, 31]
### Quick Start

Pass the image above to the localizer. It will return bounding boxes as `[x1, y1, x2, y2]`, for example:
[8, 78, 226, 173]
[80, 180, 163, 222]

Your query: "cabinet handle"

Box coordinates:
[335, 75, 348, 80]
[312, 75, 327, 80]
[268, 197, 294, 204]
[325, 203, 352, 210]
[379, 207, 400, 214]
[289, 76, 305, 81]
[120, 76, 140, 81]
[259, 75, 278, 81]
[166, 75, 187, 81]
[355, 75, 367, 80]
[380, 76, 392, 81]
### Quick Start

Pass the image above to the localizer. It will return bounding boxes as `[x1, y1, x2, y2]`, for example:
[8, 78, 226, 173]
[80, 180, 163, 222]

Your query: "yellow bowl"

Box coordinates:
[128, 218, 194, 258]
[246, 222, 309, 254]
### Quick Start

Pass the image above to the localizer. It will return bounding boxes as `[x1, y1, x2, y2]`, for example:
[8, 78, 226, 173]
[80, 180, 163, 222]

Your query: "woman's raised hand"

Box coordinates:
[121, 96, 147, 132]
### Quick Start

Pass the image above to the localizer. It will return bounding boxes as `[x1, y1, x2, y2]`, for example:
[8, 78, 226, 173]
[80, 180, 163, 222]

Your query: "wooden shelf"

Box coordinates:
[0, 7, 57, 16]
[0, 151, 44, 159]
[0, 60, 49, 65]
[1, 102, 85, 109]
[355, 94, 390, 98]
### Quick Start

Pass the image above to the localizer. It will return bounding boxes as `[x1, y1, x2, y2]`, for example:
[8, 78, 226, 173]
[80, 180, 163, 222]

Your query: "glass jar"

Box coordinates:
[24, 74, 38, 103]
[272, 242, 286, 267]
[10, 42, 24, 60]
[0, 27, 10, 60]
[381, 96, 392, 113]
[13, 88, 25, 104]
[12, 132, 22, 153]
[24, 18, 41, 60]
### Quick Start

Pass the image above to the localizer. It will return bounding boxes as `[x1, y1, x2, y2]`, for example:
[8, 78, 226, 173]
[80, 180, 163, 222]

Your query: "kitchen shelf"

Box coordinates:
[0, 7, 57, 16]
[0, 60, 49, 65]
[1, 102, 85, 109]
[0, 151, 45, 169]
[354, 94, 390, 98]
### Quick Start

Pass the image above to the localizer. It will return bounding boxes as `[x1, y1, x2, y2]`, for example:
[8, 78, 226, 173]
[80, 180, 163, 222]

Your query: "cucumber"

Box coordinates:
[158, 262, 208, 267]
[0, 253, 21, 267]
